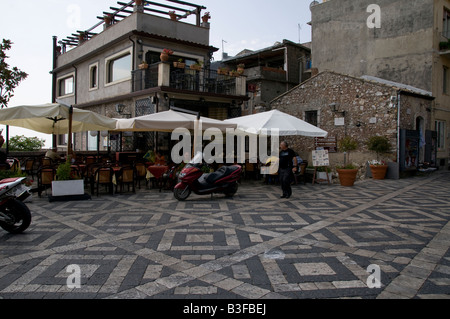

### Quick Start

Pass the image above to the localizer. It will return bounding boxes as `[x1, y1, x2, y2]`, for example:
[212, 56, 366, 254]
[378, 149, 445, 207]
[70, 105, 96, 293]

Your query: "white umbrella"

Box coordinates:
[115, 109, 237, 132]
[0, 103, 117, 135]
[225, 109, 328, 137]
[0, 103, 117, 156]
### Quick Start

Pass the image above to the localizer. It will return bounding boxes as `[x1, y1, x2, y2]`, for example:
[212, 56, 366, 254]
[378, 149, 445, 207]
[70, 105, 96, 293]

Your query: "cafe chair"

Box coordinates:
[135, 162, 148, 189]
[24, 158, 36, 178]
[294, 163, 308, 185]
[37, 166, 56, 197]
[86, 163, 102, 193]
[116, 165, 136, 194]
[41, 157, 54, 167]
[94, 166, 114, 197]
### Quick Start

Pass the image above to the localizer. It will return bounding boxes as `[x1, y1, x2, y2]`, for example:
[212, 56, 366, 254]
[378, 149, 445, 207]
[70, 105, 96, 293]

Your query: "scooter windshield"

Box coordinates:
[189, 152, 203, 165]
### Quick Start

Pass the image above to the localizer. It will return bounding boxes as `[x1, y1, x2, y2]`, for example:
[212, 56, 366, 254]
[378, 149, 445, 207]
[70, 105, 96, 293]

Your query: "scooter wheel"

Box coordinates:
[0, 199, 32, 234]
[174, 187, 191, 201]
[224, 182, 239, 198]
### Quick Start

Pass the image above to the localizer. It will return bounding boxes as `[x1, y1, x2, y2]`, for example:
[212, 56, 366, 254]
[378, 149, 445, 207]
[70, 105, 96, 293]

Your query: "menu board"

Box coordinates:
[312, 149, 330, 167]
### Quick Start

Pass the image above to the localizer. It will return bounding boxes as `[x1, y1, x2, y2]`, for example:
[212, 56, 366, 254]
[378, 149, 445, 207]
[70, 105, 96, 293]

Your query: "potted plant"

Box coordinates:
[139, 61, 149, 69]
[52, 160, 84, 197]
[367, 136, 391, 180]
[229, 70, 240, 77]
[160, 48, 173, 62]
[104, 14, 113, 26]
[217, 67, 229, 75]
[190, 60, 203, 71]
[169, 11, 177, 21]
[173, 58, 186, 69]
[202, 12, 211, 23]
[336, 136, 359, 187]
[237, 63, 245, 75]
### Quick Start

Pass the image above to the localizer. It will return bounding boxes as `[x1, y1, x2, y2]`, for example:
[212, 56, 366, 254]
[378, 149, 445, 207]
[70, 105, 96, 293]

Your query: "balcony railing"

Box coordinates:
[132, 64, 159, 92]
[132, 63, 246, 96]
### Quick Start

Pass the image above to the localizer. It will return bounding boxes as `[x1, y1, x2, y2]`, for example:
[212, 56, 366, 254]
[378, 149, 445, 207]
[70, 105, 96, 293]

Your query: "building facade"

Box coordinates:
[310, 0, 450, 169]
[219, 40, 311, 115]
[51, 1, 247, 154]
[270, 71, 435, 175]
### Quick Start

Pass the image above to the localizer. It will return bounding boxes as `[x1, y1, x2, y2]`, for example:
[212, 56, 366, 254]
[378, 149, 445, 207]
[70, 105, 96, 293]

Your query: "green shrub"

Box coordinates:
[56, 160, 72, 181]
[367, 136, 391, 160]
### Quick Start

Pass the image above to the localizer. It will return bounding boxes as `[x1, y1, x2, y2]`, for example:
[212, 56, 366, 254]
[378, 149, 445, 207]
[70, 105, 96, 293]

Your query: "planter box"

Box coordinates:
[52, 180, 84, 197]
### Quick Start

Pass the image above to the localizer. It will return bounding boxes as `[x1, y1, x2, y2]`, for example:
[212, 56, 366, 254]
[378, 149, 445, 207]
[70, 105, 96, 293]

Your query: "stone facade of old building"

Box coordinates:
[270, 71, 434, 175]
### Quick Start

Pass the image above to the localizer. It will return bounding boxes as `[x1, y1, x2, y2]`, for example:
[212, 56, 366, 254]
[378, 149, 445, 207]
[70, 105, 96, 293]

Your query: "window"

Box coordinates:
[305, 110, 318, 127]
[105, 49, 132, 85]
[58, 74, 74, 97]
[444, 8, 450, 38]
[89, 63, 98, 90]
[436, 120, 446, 151]
[444, 67, 449, 94]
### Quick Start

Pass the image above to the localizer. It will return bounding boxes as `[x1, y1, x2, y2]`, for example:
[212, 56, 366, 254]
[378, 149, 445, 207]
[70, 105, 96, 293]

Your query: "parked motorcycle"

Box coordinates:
[174, 154, 242, 201]
[0, 177, 32, 234]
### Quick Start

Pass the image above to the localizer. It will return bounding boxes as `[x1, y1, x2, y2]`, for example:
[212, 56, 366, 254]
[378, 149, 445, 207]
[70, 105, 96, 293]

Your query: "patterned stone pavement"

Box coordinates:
[0, 172, 449, 300]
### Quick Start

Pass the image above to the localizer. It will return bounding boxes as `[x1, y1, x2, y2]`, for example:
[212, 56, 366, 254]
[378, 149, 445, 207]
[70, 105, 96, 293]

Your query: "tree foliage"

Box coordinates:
[0, 39, 28, 109]
[7, 135, 45, 152]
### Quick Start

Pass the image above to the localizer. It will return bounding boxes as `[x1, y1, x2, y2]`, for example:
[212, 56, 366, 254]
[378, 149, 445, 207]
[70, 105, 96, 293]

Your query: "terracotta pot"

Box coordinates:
[370, 165, 388, 180]
[160, 53, 169, 62]
[173, 62, 186, 69]
[337, 169, 358, 187]
[138, 63, 148, 70]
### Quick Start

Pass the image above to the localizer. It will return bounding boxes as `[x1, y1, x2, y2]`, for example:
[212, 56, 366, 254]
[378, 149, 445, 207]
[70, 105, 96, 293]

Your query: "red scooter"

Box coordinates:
[174, 154, 242, 201]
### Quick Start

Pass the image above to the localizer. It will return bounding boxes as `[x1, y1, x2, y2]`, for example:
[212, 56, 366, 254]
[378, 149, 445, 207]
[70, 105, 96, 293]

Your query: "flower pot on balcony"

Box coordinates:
[160, 53, 170, 62]
[173, 62, 186, 69]
[190, 64, 202, 71]
[370, 165, 388, 180]
[139, 62, 149, 70]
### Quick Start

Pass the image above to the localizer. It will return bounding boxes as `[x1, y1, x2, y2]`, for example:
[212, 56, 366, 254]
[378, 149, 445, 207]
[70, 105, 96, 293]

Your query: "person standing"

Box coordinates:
[278, 141, 297, 199]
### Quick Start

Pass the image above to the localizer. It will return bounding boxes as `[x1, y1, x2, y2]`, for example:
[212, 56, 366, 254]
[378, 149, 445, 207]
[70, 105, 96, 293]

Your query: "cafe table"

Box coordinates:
[147, 165, 169, 192]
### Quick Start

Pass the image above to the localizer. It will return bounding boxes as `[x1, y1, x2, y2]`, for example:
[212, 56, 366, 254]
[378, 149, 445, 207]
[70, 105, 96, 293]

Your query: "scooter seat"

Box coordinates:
[205, 166, 240, 184]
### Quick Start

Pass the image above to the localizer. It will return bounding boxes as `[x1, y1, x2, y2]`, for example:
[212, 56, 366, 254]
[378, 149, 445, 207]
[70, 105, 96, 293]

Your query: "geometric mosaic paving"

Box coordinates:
[0, 172, 450, 299]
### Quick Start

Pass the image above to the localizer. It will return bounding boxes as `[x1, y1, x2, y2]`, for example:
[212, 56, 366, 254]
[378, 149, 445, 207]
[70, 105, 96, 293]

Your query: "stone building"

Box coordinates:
[270, 71, 435, 175]
[51, 0, 247, 154]
[310, 0, 450, 169]
[218, 40, 311, 115]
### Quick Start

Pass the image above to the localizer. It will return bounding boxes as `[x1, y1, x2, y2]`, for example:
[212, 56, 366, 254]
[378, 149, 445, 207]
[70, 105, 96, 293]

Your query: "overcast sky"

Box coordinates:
[0, 0, 313, 147]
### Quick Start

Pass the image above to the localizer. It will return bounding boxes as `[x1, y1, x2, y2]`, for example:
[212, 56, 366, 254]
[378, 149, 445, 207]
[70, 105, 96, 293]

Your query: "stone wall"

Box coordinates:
[270, 71, 433, 172]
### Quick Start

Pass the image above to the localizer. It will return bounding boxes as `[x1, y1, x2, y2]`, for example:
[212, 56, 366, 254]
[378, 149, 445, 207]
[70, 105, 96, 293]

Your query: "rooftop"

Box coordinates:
[59, 0, 208, 50]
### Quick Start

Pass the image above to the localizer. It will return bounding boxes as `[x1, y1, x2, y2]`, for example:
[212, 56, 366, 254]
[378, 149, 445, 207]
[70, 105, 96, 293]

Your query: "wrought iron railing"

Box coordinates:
[169, 67, 238, 95]
[132, 64, 159, 92]
[132, 64, 241, 96]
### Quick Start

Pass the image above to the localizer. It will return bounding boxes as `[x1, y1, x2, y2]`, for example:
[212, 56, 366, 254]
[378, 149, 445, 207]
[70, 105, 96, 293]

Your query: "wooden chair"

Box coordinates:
[86, 163, 102, 194]
[135, 162, 148, 189]
[94, 166, 114, 196]
[24, 158, 36, 178]
[116, 165, 136, 194]
[41, 157, 53, 167]
[37, 166, 56, 197]
[294, 163, 308, 185]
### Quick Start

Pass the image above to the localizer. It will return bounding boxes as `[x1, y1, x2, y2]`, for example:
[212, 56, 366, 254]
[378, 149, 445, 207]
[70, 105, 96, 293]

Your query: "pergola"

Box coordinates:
[59, 0, 207, 50]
